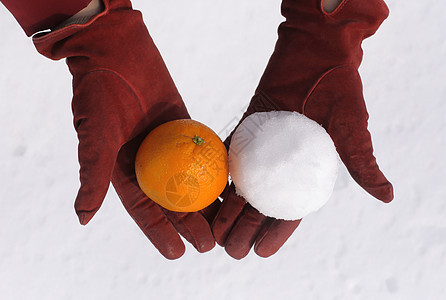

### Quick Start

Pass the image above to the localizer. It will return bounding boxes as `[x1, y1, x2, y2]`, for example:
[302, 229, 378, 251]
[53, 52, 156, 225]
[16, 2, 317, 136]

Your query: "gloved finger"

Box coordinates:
[323, 68, 393, 202]
[72, 71, 139, 225]
[113, 185, 186, 260]
[199, 198, 222, 225]
[163, 209, 216, 253]
[125, 195, 185, 259]
[73, 117, 119, 226]
[224, 204, 267, 260]
[329, 110, 393, 202]
[212, 184, 246, 246]
[254, 218, 301, 258]
[112, 144, 185, 260]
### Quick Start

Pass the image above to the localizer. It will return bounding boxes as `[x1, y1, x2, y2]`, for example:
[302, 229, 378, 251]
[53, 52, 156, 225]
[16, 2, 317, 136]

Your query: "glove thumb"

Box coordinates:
[305, 67, 393, 202]
[327, 70, 394, 202]
[72, 74, 124, 225]
[74, 129, 118, 225]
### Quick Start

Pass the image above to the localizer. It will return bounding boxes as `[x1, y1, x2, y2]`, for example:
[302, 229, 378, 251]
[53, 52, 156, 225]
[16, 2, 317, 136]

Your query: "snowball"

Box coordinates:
[229, 111, 339, 220]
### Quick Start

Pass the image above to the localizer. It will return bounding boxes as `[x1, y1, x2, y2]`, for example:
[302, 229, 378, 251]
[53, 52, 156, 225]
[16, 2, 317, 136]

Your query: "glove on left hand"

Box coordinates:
[213, 0, 393, 259]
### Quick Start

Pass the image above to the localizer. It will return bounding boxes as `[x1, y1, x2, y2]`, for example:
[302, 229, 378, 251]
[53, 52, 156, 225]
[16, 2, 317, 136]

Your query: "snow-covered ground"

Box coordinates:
[1, 0, 445, 299]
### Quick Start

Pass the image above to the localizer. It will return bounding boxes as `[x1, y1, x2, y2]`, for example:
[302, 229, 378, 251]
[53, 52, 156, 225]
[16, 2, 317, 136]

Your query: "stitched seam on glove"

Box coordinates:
[76, 68, 146, 116]
[302, 64, 356, 115]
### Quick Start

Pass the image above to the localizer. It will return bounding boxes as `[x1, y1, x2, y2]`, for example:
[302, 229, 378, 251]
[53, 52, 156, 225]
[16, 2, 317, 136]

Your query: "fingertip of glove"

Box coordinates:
[381, 185, 394, 203]
[368, 182, 394, 203]
[161, 243, 186, 260]
[253, 231, 279, 259]
[215, 240, 225, 248]
[77, 211, 94, 225]
[163, 251, 184, 260]
[253, 247, 275, 259]
[225, 246, 249, 260]
[196, 239, 216, 253]
[253, 234, 284, 258]
[253, 238, 286, 258]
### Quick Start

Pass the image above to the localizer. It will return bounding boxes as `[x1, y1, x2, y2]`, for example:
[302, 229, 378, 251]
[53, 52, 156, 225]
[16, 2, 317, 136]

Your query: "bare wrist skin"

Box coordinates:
[323, 0, 343, 12]
[53, 0, 104, 30]
[67, 0, 104, 21]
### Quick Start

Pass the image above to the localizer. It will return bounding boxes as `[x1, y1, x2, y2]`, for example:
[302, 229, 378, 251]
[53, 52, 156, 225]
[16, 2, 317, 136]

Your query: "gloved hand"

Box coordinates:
[212, 0, 394, 259]
[33, 0, 217, 259]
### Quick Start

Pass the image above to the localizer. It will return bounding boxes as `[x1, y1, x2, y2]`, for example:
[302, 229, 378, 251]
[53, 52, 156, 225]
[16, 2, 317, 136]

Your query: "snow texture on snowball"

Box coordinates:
[229, 111, 339, 220]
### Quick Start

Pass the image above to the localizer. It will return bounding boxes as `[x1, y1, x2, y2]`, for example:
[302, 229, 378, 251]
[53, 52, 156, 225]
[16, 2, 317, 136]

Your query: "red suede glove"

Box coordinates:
[212, 0, 394, 259]
[33, 0, 218, 259]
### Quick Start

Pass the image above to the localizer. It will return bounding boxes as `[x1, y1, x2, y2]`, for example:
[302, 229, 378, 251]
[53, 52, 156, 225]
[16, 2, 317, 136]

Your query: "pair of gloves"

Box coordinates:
[33, 0, 393, 259]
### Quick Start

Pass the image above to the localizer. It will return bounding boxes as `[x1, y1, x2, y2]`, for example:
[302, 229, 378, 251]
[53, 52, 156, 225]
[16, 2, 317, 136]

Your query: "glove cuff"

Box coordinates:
[32, 0, 131, 60]
[52, 15, 97, 32]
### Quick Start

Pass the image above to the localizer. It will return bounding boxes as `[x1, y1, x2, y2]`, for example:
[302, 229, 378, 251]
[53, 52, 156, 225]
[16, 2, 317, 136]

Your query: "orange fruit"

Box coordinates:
[135, 119, 229, 212]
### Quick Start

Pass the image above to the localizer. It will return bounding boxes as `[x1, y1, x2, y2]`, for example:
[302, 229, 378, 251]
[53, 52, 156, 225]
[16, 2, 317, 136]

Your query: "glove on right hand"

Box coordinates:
[33, 0, 218, 259]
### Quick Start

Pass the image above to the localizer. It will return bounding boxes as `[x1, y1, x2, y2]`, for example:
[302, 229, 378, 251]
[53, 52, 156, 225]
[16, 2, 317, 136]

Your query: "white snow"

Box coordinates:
[1, 0, 446, 299]
[229, 111, 338, 220]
